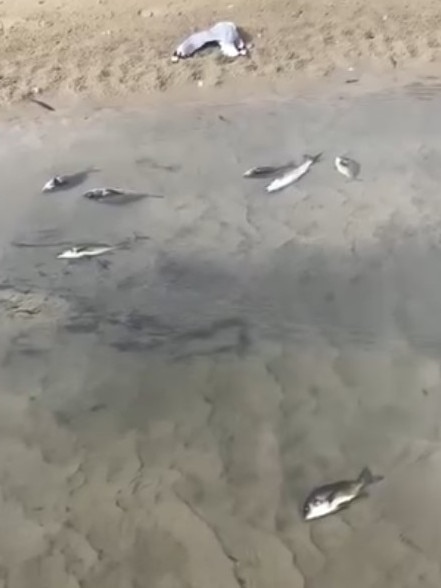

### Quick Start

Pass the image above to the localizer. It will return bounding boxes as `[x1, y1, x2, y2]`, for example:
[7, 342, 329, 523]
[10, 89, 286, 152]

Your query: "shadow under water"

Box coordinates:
[1, 229, 441, 588]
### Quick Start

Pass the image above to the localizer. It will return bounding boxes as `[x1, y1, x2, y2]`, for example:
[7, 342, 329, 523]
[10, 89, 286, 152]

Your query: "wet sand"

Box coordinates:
[2, 81, 441, 587]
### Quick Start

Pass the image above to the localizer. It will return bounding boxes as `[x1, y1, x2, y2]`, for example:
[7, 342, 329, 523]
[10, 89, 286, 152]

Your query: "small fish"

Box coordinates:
[302, 467, 383, 521]
[57, 245, 115, 259]
[266, 154, 321, 193]
[243, 163, 294, 178]
[42, 176, 68, 192]
[83, 188, 125, 201]
[335, 156, 360, 179]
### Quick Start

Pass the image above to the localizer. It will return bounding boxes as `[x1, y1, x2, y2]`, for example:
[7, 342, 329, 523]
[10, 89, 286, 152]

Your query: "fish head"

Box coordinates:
[84, 190, 102, 200]
[43, 176, 67, 192]
[42, 178, 57, 192]
[57, 248, 80, 259]
[302, 495, 337, 521]
[302, 494, 329, 520]
[54, 176, 65, 186]
[302, 500, 314, 520]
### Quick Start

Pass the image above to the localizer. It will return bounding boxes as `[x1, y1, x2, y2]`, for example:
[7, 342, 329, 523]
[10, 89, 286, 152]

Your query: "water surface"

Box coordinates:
[1, 90, 441, 587]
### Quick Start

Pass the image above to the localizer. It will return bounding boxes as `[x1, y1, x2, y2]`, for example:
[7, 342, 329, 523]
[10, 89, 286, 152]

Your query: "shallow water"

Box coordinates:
[2, 90, 441, 587]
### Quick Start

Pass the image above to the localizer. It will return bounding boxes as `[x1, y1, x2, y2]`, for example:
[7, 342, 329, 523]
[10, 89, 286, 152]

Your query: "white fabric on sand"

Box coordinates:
[172, 21, 247, 60]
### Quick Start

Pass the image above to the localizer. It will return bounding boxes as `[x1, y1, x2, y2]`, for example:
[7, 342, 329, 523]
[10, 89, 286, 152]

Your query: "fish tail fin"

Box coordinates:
[304, 153, 322, 164]
[358, 467, 383, 487]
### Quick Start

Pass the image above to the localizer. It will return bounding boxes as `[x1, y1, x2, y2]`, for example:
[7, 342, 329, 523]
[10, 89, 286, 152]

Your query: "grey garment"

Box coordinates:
[172, 21, 247, 60]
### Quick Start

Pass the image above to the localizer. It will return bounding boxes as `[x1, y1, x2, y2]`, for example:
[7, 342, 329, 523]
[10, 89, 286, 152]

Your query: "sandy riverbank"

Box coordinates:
[1, 0, 441, 106]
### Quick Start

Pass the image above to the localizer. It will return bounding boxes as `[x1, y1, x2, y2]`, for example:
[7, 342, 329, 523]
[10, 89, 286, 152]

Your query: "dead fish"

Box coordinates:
[57, 245, 115, 259]
[83, 188, 125, 201]
[266, 154, 321, 193]
[243, 163, 294, 178]
[335, 156, 360, 179]
[302, 467, 383, 521]
[42, 176, 68, 192]
[84, 188, 162, 205]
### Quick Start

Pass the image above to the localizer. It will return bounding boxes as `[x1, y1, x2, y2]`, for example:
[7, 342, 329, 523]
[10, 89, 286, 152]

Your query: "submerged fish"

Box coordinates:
[335, 156, 360, 179]
[42, 176, 68, 192]
[243, 163, 295, 178]
[266, 154, 321, 193]
[84, 188, 160, 205]
[83, 188, 125, 201]
[302, 467, 383, 521]
[57, 245, 115, 259]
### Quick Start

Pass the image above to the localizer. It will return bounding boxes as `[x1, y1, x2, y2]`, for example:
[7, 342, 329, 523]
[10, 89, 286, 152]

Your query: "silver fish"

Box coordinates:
[243, 163, 295, 178]
[335, 156, 360, 179]
[42, 176, 68, 192]
[302, 467, 383, 521]
[57, 245, 115, 259]
[83, 188, 125, 201]
[266, 154, 321, 193]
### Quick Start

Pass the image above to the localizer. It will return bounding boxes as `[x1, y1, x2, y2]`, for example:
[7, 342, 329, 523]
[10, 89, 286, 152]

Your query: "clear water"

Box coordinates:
[1, 95, 441, 587]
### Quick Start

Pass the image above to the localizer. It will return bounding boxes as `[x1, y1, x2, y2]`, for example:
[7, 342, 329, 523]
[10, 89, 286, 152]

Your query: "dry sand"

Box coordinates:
[1, 0, 441, 105]
[1, 88, 441, 587]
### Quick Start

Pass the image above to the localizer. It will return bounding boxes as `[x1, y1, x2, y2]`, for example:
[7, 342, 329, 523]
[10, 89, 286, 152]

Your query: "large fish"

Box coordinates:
[57, 245, 115, 259]
[302, 467, 383, 521]
[266, 153, 321, 193]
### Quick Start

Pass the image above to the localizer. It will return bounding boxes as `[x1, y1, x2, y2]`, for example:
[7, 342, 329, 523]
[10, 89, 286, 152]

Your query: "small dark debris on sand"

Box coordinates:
[28, 97, 55, 111]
